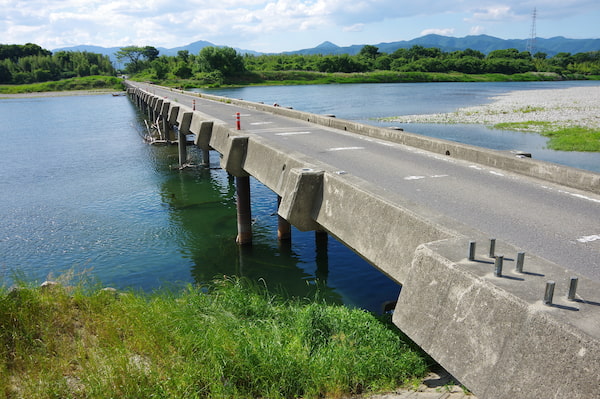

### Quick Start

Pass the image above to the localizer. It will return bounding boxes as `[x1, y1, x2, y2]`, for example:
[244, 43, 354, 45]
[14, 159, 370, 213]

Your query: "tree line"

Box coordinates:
[124, 44, 600, 84]
[0, 43, 115, 84]
[2, 42, 599, 86]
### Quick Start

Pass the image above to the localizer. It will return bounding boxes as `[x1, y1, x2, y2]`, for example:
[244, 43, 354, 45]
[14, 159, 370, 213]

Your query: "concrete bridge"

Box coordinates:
[125, 81, 599, 399]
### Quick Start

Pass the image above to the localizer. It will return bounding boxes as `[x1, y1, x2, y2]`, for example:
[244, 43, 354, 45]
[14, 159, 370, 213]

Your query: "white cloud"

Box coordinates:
[420, 28, 455, 36]
[343, 23, 365, 32]
[0, 0, 599, 51]
[470, 6, 516, 21]
[470, 25, 485, 35]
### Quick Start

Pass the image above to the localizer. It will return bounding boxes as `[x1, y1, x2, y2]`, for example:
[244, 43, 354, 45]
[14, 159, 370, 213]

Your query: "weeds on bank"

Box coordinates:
[0, 276, 427, 398]
[494, 121, 600, 151]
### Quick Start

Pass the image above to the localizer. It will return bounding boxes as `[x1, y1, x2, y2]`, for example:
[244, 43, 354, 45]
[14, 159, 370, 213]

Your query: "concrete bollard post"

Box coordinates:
[235, 176, 252, 245]
[516, 252, 525, 273]
[494, 255, 504, 277]
[567, 277, 579, 301]
[489, 238, 496, 258]
[277, 196, 292, 241]
[544, 281, 555, 305]
[468, 241, 476, 261]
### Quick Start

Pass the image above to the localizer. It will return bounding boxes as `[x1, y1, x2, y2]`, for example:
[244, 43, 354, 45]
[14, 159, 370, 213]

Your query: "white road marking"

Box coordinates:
[560, 191, 600, 204]
[572, 193, 600, 203]
[404, 174, 449, 181]
[469, 165, 483, 170]
[275, 131, 312, 136]
[326, 146, 364, 152]
[577, 234, 600, 243]
[489, 171, 505, 176]
[250, 122, 273, 126]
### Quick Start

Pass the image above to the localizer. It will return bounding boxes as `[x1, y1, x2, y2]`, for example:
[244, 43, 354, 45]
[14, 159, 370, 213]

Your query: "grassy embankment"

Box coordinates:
[146, 70, 598, 89]
[0, 76, 124, 95]
[493, 121, 600, 152]
[0, 275, 428, 398]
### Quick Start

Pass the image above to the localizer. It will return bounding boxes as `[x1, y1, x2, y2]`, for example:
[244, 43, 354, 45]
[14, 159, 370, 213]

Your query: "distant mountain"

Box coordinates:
[52, 34, 600, 66]
[286, 34, 600, 57]
[286, 41, 341, 55]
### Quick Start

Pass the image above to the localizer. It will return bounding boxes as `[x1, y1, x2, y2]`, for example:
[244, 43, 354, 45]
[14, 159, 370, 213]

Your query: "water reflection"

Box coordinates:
[157, 149, 347, 306]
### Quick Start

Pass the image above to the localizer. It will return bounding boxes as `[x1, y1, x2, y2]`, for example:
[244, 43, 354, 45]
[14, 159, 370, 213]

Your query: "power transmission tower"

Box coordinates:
[527, 7, 537, 54]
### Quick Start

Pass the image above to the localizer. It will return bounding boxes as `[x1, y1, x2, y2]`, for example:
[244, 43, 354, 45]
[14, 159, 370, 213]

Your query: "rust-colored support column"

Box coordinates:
[277, 195, 292, 241]
[235, 176, 252, 245]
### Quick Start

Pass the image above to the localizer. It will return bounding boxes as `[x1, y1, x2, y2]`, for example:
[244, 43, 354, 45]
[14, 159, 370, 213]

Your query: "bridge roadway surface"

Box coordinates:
[136, 82, 599, 282]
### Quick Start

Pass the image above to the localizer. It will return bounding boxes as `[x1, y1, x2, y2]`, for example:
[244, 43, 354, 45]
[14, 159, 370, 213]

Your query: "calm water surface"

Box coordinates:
[2, 82, 599, 312]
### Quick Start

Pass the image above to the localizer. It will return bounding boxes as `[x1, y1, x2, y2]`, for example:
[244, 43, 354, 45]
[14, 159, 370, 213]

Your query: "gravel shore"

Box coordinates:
[386, 86, 600, 131]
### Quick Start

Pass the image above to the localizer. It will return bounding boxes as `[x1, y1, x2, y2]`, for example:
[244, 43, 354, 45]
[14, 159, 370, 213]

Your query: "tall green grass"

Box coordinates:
[0, 276, 427, 398]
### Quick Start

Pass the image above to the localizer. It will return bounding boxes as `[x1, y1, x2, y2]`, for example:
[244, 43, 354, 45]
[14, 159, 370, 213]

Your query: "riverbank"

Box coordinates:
[0, 276, 431, 398]
[0, 76, 123, 97]
[133, 70, 599, 90]
[384, 86, 600, 151]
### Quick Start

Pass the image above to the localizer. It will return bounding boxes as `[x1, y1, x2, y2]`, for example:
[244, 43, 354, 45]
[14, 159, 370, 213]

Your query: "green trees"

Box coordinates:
[0, 44, 115, 84]
[4, 41, 598, 87]
[116, 45, 160, 73]
[121, 42, 600, 84]
[0, 43, 51, 61]
[236, 44, 599, 77]
[197, 46, 246, 77]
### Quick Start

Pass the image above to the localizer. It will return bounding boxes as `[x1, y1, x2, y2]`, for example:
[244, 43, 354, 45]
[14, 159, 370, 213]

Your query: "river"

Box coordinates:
[1, 81, 598, 312]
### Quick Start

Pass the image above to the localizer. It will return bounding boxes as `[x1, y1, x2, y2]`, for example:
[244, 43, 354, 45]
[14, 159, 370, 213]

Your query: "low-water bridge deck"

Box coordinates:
[125, 81, 599, 399]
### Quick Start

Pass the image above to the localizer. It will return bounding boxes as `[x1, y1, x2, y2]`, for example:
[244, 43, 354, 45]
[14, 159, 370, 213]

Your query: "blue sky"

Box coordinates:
[1, 0, 599, 52]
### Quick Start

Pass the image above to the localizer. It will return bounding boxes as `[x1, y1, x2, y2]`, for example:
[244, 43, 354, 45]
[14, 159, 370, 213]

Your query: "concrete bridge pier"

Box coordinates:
[277, 196, 292, 241]
[315, 230, 329, 282]
[177, 128, 187, 167]
[201, 149, 210, 167]
[147, 97, 153, 121]
[158, 101, 171, 142]
[235, 176, 252, 245]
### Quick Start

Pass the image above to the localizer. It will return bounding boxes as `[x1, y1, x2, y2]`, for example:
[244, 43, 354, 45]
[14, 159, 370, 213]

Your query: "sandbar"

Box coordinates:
[386, 85, 600, 131]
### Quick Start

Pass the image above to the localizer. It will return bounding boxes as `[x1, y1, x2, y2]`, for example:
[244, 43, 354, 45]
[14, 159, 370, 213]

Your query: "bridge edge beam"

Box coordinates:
[278, 168, 324, 232]
[394, 238, 600, 399]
